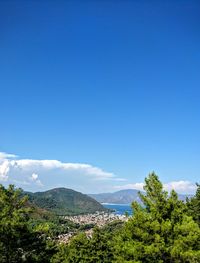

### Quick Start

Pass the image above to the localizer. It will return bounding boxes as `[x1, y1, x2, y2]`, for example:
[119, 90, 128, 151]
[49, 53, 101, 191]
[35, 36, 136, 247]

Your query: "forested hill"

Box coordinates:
[26, 187, 107, 215]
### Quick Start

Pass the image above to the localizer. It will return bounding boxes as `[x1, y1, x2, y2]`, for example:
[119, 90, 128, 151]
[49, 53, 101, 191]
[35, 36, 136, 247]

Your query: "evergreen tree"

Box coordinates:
[114, 172, 200, 263]
[51, 233, 90, 263]
[0, 184, 52, 262]
[187, 183, 200, 226]
[51, 227, 115, 263]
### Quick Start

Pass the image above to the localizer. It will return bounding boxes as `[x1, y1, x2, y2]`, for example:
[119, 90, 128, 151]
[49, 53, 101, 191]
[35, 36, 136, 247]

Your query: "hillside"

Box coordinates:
[27, 187, 107, 215]
[90, 189, 192, 204]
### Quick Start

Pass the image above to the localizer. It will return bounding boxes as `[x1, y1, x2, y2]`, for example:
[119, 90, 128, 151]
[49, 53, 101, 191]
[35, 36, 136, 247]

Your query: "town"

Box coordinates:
[57, 212, 128, 243]
[64, 211, 128, 227]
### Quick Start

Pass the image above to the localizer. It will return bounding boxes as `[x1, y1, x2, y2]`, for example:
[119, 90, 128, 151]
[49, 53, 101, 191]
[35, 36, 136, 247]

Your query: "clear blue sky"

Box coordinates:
[0, 1, 200, 193]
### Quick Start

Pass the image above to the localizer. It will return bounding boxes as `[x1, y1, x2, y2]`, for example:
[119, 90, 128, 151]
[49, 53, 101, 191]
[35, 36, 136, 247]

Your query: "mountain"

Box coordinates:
[26, 187, 107, 215]
[89, 189, 142, 204]
[89, 189, 192, 204]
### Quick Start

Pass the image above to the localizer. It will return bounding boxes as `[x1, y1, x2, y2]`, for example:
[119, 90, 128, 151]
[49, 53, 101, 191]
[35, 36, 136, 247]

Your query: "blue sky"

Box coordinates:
[0, 1, 200, 193]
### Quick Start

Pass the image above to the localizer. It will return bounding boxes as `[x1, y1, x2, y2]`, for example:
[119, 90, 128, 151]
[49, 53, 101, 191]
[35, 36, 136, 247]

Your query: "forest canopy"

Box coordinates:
[0, 172, 199, 263]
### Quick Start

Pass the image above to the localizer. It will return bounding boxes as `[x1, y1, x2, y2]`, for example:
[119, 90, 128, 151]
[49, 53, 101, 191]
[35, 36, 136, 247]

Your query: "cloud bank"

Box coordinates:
[0, 152, 197, 194]
[0, 152, 121, 192]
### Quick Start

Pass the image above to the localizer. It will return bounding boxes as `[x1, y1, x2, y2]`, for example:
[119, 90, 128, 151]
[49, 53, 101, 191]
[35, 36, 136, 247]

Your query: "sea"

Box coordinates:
[102, 203, 132, 216]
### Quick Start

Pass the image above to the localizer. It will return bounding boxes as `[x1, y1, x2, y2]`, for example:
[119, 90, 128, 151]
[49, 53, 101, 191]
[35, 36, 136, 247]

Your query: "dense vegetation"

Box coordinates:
[26, 187, 107, 215]
[0, 172, 200, 262]
[0, 185, 55, 262]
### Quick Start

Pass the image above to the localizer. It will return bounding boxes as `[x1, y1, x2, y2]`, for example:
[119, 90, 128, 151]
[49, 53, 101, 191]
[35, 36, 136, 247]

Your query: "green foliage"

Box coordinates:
[29, 216, 80, 238]
[0, 184, 54, 262]
[187, 183, 200, 226]
[0, 185, 33, 262]
[1, 174, 199, 263]
[114, 172, 200, 263]
[78, 223, 95, 231]
[101, 220, 124, 235]
[51, 227, 115, 263]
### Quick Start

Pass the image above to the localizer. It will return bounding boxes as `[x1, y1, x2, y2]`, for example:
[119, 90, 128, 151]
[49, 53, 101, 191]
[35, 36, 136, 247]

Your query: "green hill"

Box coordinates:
[26, 187, 107, 215]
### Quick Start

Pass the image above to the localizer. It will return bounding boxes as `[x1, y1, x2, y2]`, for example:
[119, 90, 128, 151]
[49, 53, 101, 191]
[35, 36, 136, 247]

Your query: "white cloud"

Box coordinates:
[7, 159, 116, 180]
[113, 181, 197, 194]
[0, 152, 17, 160]
[0, 160, 10, 181]
[163, 181, 196, 193]
[30, 173, 43, 187]
[0, 151, 121, 192]
[114, 183, 144, 191]
[31, 173, 38, 181]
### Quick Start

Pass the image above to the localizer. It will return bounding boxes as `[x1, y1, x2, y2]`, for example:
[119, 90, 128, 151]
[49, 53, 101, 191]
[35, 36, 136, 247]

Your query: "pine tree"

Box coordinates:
[187, 183, 200, 226]
[114, 172, 200, 263]
[0, 184, 52, 262]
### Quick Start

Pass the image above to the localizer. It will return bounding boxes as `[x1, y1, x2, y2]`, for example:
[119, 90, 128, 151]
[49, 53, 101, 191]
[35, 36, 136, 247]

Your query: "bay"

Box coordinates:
[103, 203, 132, 216]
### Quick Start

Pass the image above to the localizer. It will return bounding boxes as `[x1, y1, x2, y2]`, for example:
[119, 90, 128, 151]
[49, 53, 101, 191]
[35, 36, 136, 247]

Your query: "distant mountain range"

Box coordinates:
[89, 189, 193, 204]
[26, 187, 107, 216]
[89, 189, 141, 204]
